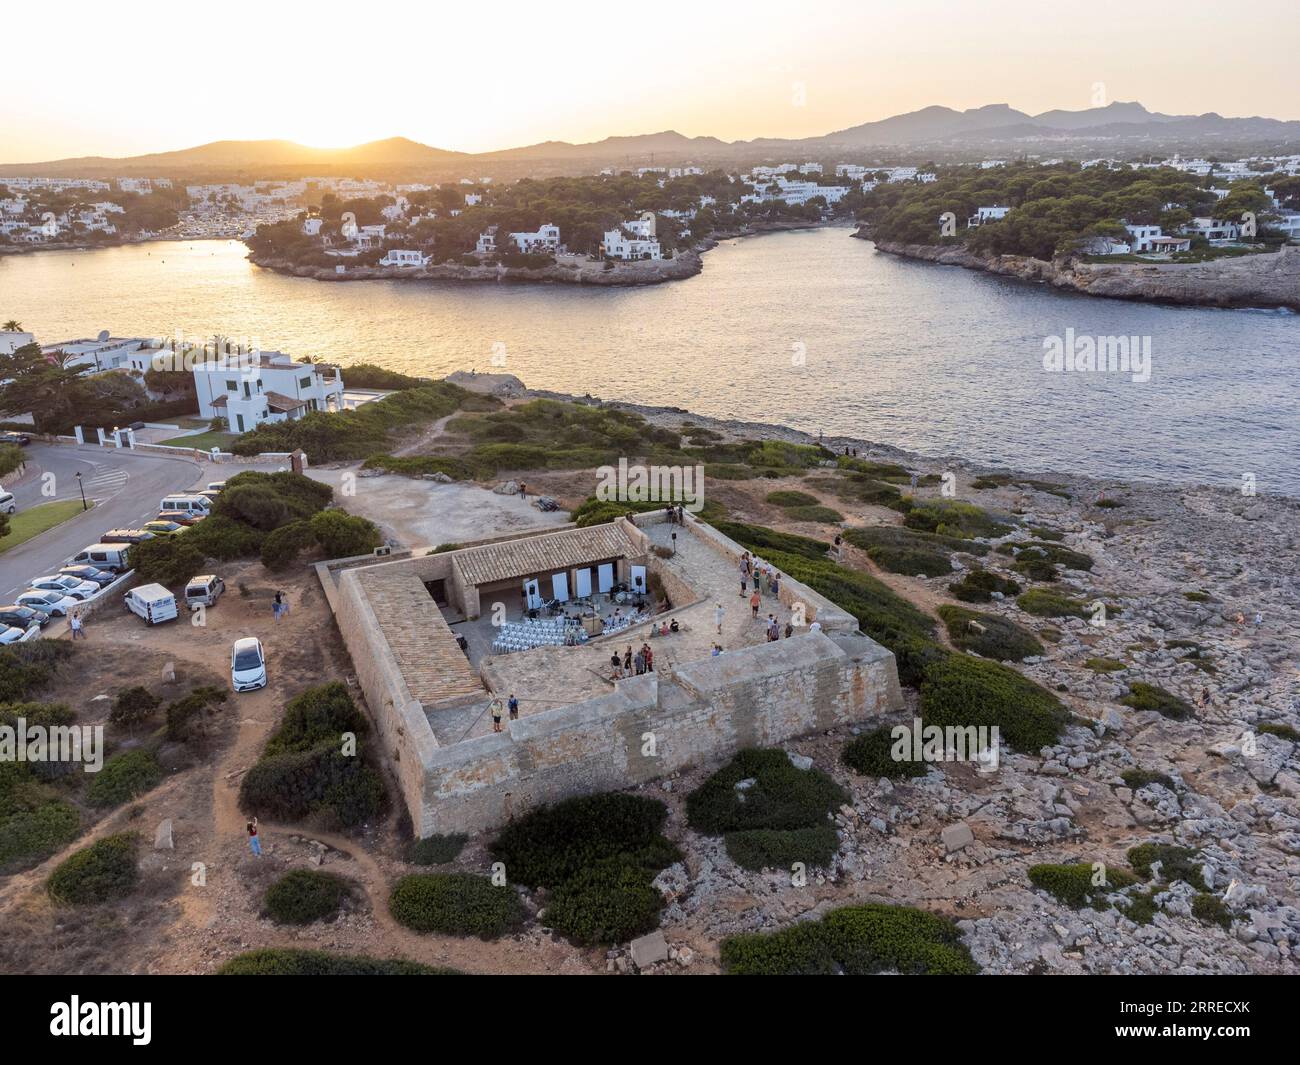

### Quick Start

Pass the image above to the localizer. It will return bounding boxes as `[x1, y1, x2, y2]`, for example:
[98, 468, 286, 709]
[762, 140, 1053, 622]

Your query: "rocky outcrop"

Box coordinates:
[863, 232, 1300, 311]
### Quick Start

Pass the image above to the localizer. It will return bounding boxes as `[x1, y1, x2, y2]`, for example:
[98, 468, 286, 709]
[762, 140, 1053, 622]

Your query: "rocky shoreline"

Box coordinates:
[860, 231, 1300, 312]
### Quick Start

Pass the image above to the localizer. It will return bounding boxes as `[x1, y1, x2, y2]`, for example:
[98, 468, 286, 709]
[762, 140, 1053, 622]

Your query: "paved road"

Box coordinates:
[0, 444, 204, 601]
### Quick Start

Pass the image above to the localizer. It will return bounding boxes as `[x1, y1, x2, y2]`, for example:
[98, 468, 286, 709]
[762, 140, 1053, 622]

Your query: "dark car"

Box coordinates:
[0, 604, 50, 629]
[59, 564, 116, 588]
[0, 431, 31, 447]
[100, 529, 156, 545]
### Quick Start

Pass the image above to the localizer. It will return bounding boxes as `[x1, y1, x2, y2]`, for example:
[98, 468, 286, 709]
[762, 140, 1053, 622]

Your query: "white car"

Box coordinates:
[16, 589, 79, 617]
[231, 637, 267, 692]
[29, 574, 99, 600]
[0, 625, 39, 643]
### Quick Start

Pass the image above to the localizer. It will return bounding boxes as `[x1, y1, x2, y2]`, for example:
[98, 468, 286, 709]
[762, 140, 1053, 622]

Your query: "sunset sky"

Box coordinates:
[4, 0, 1299, 163]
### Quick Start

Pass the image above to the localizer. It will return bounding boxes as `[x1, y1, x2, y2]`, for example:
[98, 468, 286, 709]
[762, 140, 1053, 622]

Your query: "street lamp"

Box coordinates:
[75, 471, 87, 511]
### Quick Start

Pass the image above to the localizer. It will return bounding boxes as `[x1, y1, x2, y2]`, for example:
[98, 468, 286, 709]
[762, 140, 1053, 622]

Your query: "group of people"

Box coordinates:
[488, 693, 521, 733]
[611, 642, 654, 679]
[665, 504, 688, 525]
[738, 551, 781, 600]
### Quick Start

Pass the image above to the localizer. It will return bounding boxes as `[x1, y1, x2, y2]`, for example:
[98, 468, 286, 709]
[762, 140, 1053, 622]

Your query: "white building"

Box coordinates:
[509, 223, 561, 254]
[302, 217, 323, 236]
[193, 352, 344, 435]
[1123, 224, 1163, 252]
[40, 336, 155, 374]
[476, 227, 498, 254]
[0, 331, 35, 356]
[1147, 235, 1193, 255]
[1185, 217, 1240, 243]
[968, 205, 1011, 227]
[378, 249, 430, 267]
[601, 228, 661, 261]
[465, 193, 482, 207]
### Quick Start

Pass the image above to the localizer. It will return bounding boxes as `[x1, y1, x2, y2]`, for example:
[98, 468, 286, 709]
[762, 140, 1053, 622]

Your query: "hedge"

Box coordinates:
[903, 499, 1013, 539]
[721, 904, 977, 975]
[1016, 588, 1090, 618]
[936, 604, 1044, 662]
[85, 749, 163, 808]
[783, 505, 844, 524]
[543, 857, 666, 945]
[842, 726, 928, 780]
[264, 869, 352, 924]
[46, 832, 139, 905]
[723, 826, 839, 871]
[686, 748, 846, 835]
[218, 948, 459, 975]
[920, 653, 1066, 752]
[389, 873, 525, 938]
[1120, 682, 1194, 721]
[948, 566, 1021, 603]
[1028, 862, 1139, 910]
[1126, 843, 1206, 889]
[0, 760, 81, 871]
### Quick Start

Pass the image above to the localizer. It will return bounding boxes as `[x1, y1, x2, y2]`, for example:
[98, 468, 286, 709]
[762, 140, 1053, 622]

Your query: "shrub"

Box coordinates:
[362, 453, 474, 480]
[216, 471, 334, 531]
[766, 490, 818, 507]
[130, 536, 206, 586]
[936, 605, 1043, 662]
[721, 904, 977, 975]
[309, 508, 382, 558]
[920, 654, 1066, 752]
[85, 749, 163, 808]
[903, 499, 1012, 539]
[0, 761, 81, 871]
[1120, 682, 1194, 721]
[724, 826, 839, 871]
[1258, 722, 1300, 742]
[1191, 893, 1232, 931]
[862, 543, 951, 577]
[218, 949, 458, 975]
[686, 748, 847, 834]
[844, 525, 990, 558]
[389, 873, 525, 938]
[784, 505, 844, 524]
[109, 686, 161, 729]
[842, 726, 928, 779]
[947, 566, 1021, 603]
[1085, 657, 1126, 672]
[1026, 542, 1094, 571]
[1121, 768, 1177, 791]
[264, 869, 352, 924]
[1016, 588, 1090, 618]
[0, 642, 74, 702]
[711, 522, 828, 560]
[408, 833, 469, 865]
[164, 685, 227, 742]
[490, 793, 675, 889]
[46, 832, 139, 905]
[1028, 862, 1138, 909]
[1013, 556, 1059, 582]
[544, 857, 666, 945]
[1127, 843, 1206, 889]
[259, 520, 314, 570]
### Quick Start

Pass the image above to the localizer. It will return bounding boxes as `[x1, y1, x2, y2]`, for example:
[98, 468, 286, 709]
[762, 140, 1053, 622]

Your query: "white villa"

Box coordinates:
[1185, 217, 1240, 243]
[602, 227, 661, 260]
[968, 205, 1011, 227]
[1148, 235, 1193, 255]
[193, 352, 344, 434]
[302, 217, 323, 236]
[476, 227, 498, 253]
[508, 223, 561, 254]
[1124, 223, 1163, 251]
[378, 249, 430, 268]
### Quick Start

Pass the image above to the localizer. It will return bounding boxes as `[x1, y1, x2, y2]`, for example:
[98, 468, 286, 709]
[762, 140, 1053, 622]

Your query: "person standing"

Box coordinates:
[634, 648, 645, 675]
[624, 646, 633, 672]
[489, 697, 505, 733]
[750, 589, 761, 618]
[247, 817, 262, 857]
[714, 603, 725, 635]
[644, 644, 654, 672]
[273, 590, 286, 622]
[69, 611, 86, 639]
[738, 553, 751, 596]
[611, 652, 623, 680]
[507, 693, 520, 721]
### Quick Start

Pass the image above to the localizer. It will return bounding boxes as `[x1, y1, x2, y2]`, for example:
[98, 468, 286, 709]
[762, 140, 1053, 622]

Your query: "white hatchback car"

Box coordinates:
[0, 625, 39, 644]
[30, 574, 99, 600]
[231, 637, 267, 692]
[17, 589, 79, 617]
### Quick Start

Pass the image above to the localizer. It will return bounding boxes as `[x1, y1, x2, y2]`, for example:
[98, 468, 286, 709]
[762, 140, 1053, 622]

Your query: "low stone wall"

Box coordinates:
[418, 630, 901, 836]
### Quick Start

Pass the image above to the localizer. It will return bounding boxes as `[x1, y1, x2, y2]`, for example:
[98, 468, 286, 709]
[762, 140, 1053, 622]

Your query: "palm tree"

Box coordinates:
[2, 320, 21, 332]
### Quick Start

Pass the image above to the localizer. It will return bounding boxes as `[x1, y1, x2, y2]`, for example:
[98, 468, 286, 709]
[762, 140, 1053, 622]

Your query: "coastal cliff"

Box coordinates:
[861, 232, 1300, 312]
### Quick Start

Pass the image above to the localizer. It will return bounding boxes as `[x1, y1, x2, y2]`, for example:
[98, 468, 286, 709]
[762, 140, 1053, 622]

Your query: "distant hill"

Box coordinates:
[4, 103, 1298, 178]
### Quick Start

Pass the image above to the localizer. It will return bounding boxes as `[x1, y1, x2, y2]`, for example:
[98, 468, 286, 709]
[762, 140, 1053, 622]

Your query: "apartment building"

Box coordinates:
[193, 353, 344, 434]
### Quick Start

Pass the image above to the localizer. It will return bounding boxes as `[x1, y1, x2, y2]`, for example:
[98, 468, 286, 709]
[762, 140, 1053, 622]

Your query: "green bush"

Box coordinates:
[0, 761, 81, 871]
[361, 453, 474, 480]
[544, 857, 666, 945]
[686, 748, 846, 834]
[1121, 768, 1177, 791]
[1085, 657, 1126, 672]
[309, 508, 382, 558]
[0, 642, 74, 702]
[1191, 893, 1232, 931]
[783, 505, 844, 524]
[109, 686, 161, 729]
[936, 605, 1043, 662]
[1028, 862, 1138, 909]
[711, 522, 828, 560]
[1013, 555, 1059, 582]
[903, 499, 1012, 539]
[1016, 588, 1090, 618]
[1127, 843, 1206, 889]
[1258, 722, 1300, 742]
[46, 832, 139, 905]
[490, 793, 676, 889]
[218, 948, 459, 975]
[264, 869, 352, 924]
[721, 904, 977, 975]
[862, 543, 951, 577]
[85, 749, 163, 808]
[215, 471, 334, 531]
[724, 826, 839, 871]
[259, 519, 314, 570]
[843, 525, 989, 558]
[408, 833, 469, 865]
[766, 490, 819, 507]
[920, 653, 1065, 752]
[1026, 542, 1094, 571]
[164, 685, 227, 742]
[131, 536, 206, 586]
[389, 873, 524, 938]
[1120, 682, 1194, 721]
[947, 566, 1021, 603]
[842, 726, 928, 779]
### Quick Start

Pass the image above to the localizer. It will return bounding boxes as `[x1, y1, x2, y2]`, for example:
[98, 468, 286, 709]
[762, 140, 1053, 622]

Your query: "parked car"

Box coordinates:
[158, 509, 205, 526]
[0, 604, 50, 629]
[123, 584, 178, 625]
[29, 574, 99, 600]
[184, 574, 225, 609]
[231, 637, 267, 692]
[101, 529, 156, 545]
[0, 625, 39, 643]
[159, 495, 211, 517]
[69, 544, 131, 571]
[142, 520, 185, 537]
[17, 589, 78, 617]
[0, 431, 31, 447]
[59, 564, 116, 588]
[206, 481, 226, 493]
[0, 491, 16, 515]
[197, 490, 222, 506]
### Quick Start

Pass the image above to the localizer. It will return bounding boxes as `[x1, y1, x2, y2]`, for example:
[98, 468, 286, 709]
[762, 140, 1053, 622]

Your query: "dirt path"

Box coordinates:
[392, 413, 455, 457]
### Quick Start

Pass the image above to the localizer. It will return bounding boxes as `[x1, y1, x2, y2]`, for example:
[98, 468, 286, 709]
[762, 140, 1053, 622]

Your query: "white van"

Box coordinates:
[0, 491, 16, 515]
[124, 584, 178, 624]
[159, 494, 212, 517]
[70, 544, 132, 572]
